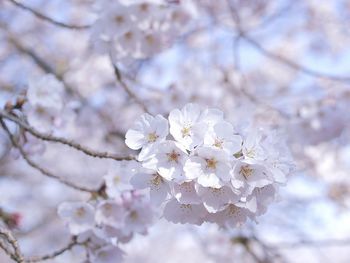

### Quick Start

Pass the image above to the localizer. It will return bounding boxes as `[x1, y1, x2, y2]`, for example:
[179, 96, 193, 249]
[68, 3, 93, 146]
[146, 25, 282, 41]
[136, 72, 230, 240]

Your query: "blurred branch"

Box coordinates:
[0, 227, 24, 263]
[111, 62, 151, 114]
[25, 236, 80, 262]
[269, 238, 350, 248]
[225, 1, 350, 83]
[7, 0, 91, 30]
[240, 33, 350, 83]
[0, 117, 97, 193]
[0, 110, 135, 162]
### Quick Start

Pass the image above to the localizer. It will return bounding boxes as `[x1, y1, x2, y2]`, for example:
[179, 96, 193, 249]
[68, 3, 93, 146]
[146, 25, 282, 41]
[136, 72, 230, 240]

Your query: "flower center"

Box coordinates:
[114, 176, 120, 184]
[151, 174, 163, 186]
[181, 126, 191, 137]
[213, 138, 223, 149]
[130, 211, 138, 220]
[167, 150, 180, 163]
[75, 207, 86, 217]
[240, 165, 253, 179]
[147, 132, 158, 142]
[115, 15, 124, 24]
[206, 158, 218, 169]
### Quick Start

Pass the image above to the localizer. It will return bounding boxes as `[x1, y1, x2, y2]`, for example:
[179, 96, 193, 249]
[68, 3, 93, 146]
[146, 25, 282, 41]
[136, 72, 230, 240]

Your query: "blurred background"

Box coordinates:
[1, 0, 350, 262]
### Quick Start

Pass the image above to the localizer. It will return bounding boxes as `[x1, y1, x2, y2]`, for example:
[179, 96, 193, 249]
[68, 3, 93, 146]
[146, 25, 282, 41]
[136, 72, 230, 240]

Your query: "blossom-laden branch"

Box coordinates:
[0, 227, 24, 263]
[7, 0, 91, 30]
[0, 118, 98, 193]
[0, 110, 135, 162]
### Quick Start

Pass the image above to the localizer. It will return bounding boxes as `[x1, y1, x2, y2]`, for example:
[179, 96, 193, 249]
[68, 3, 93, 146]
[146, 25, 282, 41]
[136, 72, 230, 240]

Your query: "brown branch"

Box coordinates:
[269, 238, 350, 249]
[0, 227, 24, 263]
[240, 33, 350, 83]
[111, 63, 151, 114]
[0, 110, 134, 162]
[25, 237, 79, 262]
[0, 118, 97, 193]
[7, 0, 90, 30]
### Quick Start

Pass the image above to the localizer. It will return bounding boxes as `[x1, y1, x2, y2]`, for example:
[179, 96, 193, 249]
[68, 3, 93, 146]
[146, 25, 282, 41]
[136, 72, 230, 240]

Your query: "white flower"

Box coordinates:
[206, 204, 253, 228]
[184, 147, 231, 188]
[199, 108, 224, 128]
[173, 181, 201, 204]
[231, 160, 272, 196]
[92, 245, 124, 263]
[95, 199, 126, 228]
[27, 74, 64, 112]
[143, 140, 188, 182]
[163, 198, 207, 225]
[125, 113, 169, 161]
[123, 200, 154, 235]
[130, 169, 170, 205]
[58, 202, 95, 235]
[242, 131, 266, 161]
[204, 121, 242, 156]
[195, 184, 240, 213]
[168, 103, 207, 150]
[104, 161, 139, 198]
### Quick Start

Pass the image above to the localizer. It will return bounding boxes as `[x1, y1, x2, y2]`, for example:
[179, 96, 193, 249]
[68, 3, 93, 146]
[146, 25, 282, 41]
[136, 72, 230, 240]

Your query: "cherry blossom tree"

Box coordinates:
[1, 0, 350, 262]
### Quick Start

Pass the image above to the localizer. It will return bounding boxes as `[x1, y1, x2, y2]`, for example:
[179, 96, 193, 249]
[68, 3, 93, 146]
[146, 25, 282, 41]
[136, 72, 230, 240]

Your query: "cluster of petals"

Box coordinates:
[126, 103, 294, 227]
[91, 0, 190, 62]
[25, 74, 65, 133]
[58, 162, 155, 263]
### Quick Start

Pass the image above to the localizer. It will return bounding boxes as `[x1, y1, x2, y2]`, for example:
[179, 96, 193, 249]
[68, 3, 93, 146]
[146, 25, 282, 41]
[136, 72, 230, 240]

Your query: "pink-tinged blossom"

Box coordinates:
[173, 181, 202, 204]
[95, 200, 126, 228]
[92, 245, 124, 263]
[195, 184, 240, 213]
[104, 160, 139, 198]
[58, 202, 95, 235]
[163, 198, 207, 225]
[130, 169, 170, 205]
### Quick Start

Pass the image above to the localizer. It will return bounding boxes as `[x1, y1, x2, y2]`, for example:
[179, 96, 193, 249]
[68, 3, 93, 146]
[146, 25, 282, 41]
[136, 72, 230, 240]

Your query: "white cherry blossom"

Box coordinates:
[125, 113, 168, 161]
[163, 198, 207, 225]
[168, 103, 207, 150]
[130, 169, 170, 205]
[143, 140, 188, 182]
[184, 147, 231, 188]
[58, 202, 95, 235]
[204, 121, 243, 156]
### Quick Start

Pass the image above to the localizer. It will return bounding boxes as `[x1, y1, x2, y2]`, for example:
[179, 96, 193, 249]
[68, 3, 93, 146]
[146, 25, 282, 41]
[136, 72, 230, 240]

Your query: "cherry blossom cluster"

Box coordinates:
[58, 161, 155, 263]
[126, 103, 294, 227]
[91, 0, 190, 62]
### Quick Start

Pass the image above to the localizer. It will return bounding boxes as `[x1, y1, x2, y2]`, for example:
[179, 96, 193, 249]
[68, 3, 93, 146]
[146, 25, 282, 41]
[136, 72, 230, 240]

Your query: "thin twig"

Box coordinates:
[7, 0, 90, 30]
[111, 63, 151, 114]
[0, 118, 96, 193]
[25, 237, 79, 262]
[240, 33, 350, 83]
[0, 227, 24, 263]
[0, 110, 134, 162]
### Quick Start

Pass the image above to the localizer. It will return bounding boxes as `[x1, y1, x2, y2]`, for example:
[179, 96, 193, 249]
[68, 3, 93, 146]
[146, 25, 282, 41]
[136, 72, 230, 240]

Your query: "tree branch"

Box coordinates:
[25, 237, 79, 262]
[111, 63, 151, 114]
[7, 0, 90, 30]
[0, 227, 24, 263]
[0, 110, 134, 162]
[0, 117, 97, 193]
